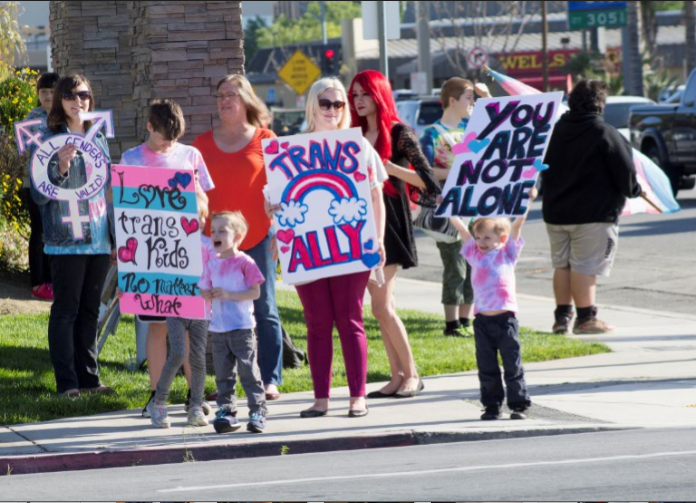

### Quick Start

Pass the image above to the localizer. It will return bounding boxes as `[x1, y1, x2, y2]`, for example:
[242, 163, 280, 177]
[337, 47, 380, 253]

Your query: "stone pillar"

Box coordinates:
[49, 1, 244, 159]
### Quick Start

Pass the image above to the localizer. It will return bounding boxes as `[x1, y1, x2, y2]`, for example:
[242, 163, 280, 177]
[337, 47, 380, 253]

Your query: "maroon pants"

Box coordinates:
[295, 271, 370, 399]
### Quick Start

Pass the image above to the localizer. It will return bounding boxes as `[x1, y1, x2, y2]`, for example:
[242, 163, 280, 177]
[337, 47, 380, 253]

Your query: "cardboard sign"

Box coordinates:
[111, 164, 207, 319]
[436, 92, 563, 218]
[263, 128, 380, 285]
[13, 110, 115, 240]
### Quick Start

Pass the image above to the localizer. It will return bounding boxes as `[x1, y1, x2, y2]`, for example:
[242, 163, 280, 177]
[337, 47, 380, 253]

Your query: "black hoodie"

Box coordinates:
[543, 111, 642, 225]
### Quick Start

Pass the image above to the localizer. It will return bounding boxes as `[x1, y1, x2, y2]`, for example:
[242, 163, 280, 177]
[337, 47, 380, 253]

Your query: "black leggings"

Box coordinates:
[22, 188, 51, 287]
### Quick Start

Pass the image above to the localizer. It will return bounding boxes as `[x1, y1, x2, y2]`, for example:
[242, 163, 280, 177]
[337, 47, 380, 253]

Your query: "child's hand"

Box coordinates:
[529, 186, 539, 202]
[475, 83, 491, 98]
[211, 287, 231, 300]
[199, 289, 213, 301]
[115, 287, 124, 300]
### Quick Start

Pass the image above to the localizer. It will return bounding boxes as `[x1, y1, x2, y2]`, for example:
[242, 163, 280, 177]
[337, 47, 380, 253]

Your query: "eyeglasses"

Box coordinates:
[215, 92, 240, 101]
[62, 91, 91, 101]
[318, 99, 345, 111]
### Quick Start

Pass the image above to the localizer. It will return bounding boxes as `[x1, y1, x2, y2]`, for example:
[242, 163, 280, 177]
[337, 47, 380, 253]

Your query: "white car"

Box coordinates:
[395, 97, 443, 136]
[603, 96, 656, 140]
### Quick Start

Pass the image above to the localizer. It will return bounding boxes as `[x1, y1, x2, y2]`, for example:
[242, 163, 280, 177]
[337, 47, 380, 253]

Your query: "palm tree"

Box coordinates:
[686, 1, 696, 77]
[0, 2, 27, 69]
[626, 1, 644, 96]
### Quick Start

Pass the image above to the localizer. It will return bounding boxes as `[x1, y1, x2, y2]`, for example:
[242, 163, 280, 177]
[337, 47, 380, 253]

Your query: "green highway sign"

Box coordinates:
[568, 7, 627, 29]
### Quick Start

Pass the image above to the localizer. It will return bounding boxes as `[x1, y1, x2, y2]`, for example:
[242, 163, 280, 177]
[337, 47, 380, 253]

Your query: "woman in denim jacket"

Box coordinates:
[30, 74, 116, 397]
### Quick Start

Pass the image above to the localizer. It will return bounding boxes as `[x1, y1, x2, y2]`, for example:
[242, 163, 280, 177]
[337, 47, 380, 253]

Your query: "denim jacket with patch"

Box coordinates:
[30, 124, 115, 252]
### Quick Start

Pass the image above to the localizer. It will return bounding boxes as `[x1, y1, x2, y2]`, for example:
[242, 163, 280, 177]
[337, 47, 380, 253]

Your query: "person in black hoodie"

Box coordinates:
[543, 79, 642, 335]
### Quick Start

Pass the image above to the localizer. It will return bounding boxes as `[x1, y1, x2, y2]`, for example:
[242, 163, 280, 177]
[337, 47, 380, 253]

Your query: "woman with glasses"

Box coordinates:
[193, 75, 285, 401]
[30, 74, 116, 397]
[348, 70, 440, 399]
[273, 77, 387, 418]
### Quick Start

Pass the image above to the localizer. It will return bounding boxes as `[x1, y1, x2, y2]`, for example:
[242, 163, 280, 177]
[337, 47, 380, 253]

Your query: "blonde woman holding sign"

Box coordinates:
[273, 77, 387, 418]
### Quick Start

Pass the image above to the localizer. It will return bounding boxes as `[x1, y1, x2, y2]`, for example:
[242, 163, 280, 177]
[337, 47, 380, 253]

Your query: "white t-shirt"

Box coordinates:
[120, 142, 215, 192]
[361, 137, 388, 189]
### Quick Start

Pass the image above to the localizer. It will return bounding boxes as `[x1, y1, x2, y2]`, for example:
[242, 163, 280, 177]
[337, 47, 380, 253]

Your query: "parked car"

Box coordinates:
[270, 107, 306, 136]
[602, 96, 656, 141]
[396, 97, 443, 136]
[629, 68, 696, 195]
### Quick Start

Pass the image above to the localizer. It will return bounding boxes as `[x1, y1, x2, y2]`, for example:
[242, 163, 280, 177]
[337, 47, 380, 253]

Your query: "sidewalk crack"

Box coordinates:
[5, 426, 49, 453]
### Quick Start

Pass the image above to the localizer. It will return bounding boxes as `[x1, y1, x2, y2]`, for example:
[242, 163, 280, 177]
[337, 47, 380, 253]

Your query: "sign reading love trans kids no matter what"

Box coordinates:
[112, 165, 207, 319]
[263, 128, 381, 285]
[436, 92, 563, 218]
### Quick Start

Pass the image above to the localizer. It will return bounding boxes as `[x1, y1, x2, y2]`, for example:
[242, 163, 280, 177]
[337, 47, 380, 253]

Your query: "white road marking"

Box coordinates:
[157, 448, 696, 493]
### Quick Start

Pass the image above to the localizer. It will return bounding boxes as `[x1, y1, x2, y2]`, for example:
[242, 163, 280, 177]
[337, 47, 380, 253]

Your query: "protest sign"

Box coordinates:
[111, 164, 207, 319]
[13, 110, 115, 240]
[263, 127, 380, 285]
[436, 92, 563, 218]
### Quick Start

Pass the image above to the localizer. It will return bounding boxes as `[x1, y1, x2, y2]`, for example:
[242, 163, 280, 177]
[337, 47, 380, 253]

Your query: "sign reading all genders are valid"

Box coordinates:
[436, 91, 564, 218]
[263, 127, 382, 285]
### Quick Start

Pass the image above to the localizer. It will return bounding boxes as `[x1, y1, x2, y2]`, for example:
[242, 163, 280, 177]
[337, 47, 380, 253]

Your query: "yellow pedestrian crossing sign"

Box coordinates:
[278, 50, 322, 95]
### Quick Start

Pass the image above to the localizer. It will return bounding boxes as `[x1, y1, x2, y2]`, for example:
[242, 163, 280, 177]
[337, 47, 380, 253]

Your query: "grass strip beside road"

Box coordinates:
[0, 290, 610, 425]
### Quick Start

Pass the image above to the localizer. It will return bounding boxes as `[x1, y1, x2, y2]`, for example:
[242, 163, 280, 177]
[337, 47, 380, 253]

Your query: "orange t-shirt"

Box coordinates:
[193, 128, 277, 251]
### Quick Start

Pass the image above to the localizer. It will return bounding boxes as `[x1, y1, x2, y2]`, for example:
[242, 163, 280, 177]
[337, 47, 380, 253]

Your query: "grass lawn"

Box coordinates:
[0, 289, 610, 425]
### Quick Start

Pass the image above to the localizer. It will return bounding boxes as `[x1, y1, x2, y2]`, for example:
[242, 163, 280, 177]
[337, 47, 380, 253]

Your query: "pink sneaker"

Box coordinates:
[32, 283, 54, 301]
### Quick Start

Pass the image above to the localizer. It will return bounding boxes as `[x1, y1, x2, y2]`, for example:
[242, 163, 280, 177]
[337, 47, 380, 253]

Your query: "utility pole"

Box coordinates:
[416, 0, 432, 94]
[626, 1, 644, 96]
[378, 0, 388, 79]
[320, 1, 327, 45]
[541, 0, 549, 91]
[685, 0, 696, 79]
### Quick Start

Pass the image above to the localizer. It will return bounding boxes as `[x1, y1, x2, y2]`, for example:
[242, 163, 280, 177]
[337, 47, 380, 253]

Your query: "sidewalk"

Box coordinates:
[2, 278, 695, 475]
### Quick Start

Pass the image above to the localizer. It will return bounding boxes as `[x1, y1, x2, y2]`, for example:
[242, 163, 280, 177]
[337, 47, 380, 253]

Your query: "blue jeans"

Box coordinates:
[246, 231, 283, 386]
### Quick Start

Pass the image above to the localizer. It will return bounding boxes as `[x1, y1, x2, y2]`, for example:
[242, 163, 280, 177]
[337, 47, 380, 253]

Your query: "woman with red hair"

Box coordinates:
[349, 70, 440, 398]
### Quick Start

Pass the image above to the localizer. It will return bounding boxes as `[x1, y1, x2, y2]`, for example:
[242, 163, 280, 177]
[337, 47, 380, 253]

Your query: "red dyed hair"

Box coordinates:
[348, 70, 401, 198]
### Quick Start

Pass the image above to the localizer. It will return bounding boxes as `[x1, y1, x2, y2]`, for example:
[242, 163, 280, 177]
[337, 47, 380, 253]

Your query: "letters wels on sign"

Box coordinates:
[437, 92, 563, 218]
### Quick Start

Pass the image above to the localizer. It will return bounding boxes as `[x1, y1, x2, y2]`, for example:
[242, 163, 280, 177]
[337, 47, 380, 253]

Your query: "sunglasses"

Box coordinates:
[318, 99, 345, 111]
[62, 91, 92, 101]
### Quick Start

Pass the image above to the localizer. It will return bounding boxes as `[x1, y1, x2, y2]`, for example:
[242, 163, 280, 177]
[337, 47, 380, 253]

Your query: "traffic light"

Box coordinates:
[323, 48, 336, 75]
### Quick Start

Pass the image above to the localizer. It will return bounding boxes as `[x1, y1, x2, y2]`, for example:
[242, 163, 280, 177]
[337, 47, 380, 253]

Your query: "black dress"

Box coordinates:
[383, 123, 441, 269]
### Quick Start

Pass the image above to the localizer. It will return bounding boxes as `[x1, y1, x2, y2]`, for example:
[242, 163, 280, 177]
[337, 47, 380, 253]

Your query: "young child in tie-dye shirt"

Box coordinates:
[449, 187, 537, 422]
[199, 211, 268, 434]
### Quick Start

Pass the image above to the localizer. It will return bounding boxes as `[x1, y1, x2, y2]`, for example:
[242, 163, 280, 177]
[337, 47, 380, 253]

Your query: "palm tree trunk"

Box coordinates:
[626, 1, 644, 96]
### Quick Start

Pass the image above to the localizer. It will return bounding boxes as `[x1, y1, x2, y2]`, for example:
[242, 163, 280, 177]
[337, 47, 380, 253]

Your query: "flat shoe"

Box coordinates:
[394, 379, 424, 399]
[366, 390, 397, 399]
[300, 408, 328, 418]
[265, 392, 281, 401]
[348, 407, 369, 418]
[62, 389, 80, 398]
[80, 385, 116, 396]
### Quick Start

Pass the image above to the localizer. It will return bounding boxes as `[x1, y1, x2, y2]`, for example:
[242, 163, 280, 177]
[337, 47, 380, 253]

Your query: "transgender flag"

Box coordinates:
[483, 66, 681, 215]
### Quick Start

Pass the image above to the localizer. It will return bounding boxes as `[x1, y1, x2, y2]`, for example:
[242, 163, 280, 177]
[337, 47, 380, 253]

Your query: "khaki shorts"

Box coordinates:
[546, 223, 619, 277]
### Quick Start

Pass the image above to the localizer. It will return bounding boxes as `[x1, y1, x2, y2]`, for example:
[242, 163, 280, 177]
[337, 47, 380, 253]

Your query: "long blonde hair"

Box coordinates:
[216, 74, 271, 128]
[305, 77, 351, 132]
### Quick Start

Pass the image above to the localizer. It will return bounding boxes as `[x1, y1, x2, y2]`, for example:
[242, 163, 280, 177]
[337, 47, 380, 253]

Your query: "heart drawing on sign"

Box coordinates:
[280, 246, 290, 254]
[364, 239, 374, 251]
[354, 171, 367, 182]
[276, 229, 295, 244]
[468, 138, 491, 154]
[181, 217, 199, 236]
[361, 252, 381, 269]
[118, 237, 138, 265]
[533, 159, 549, 172]
[522, 166, 536, 179]
[264, 140, 279, 155]
[280, 141, 290, 150]
[451, 132, 478, 155]
[168, 172, 192, 190]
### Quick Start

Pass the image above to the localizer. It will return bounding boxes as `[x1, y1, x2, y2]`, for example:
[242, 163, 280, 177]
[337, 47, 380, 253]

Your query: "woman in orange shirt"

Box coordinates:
[193, 75, 283, 400]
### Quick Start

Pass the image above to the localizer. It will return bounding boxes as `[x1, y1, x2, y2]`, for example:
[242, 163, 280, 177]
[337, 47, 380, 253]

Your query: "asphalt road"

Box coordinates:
[403, 186, 696, 315]
[4, 427, 696, 500]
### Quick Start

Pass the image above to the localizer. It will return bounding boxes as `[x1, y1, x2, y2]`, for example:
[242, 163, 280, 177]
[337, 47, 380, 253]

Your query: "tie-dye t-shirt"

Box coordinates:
[199, 250, 265, 332]
[120, 143, 215, 192]
[420, 118, 470, 172]
[461, 236, 524, 314]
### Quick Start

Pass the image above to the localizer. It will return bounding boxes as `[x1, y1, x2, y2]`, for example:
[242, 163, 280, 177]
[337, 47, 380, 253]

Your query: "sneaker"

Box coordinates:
[444, 327, 466, 337]
[213, 409, 241, 434]
[184, 389, 212, 416]
[32, 283, 54, 301]
[480, 405, 501, 420]
[142, 390, 156, 418]
[146, 399, 170, 428]
[552, 313, 574, 335]
[573, 316, 614, 335]
[510, 407, 528, 420]
[186, 405, 209, 427]
[247, 411, 266, 433]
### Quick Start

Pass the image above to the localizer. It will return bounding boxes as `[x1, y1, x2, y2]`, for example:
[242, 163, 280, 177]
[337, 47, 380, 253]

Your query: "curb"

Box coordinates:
[1, 425, 632, 476]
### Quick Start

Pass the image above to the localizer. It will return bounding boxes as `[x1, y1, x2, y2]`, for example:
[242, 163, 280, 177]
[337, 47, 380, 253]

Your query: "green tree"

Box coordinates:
[0, 2, 26, 68]
[244, 16, 267, 65]
[256, 1, 362, 48]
